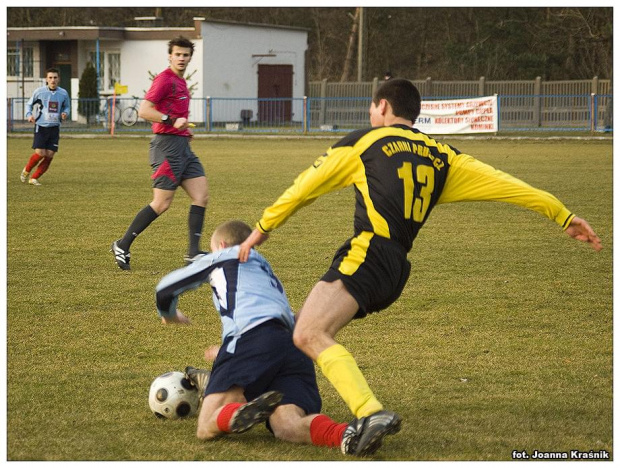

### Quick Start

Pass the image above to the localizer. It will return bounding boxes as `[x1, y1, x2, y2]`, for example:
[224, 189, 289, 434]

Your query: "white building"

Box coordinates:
[7, 17, 309, 124]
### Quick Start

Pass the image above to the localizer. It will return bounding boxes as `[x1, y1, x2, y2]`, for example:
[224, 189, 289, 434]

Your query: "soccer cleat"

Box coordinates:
[184, 366, 211, 396]
[341, 410, 402, 457]
[184, 251, 208, 265]
[229, 391, 283, 434]
[28, 178, 41, 186]
[110, 240, 131, 270]
[20, 168, 29, 183]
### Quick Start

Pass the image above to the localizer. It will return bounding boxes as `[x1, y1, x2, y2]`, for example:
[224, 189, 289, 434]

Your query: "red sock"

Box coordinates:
[216, 403, 243, 433]
[25, 153, 43, 172]
[31, 157, 52, 179]
[309, 414, 348, 447]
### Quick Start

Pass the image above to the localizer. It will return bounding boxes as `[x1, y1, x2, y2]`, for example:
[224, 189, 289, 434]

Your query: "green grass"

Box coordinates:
[6, 135, 612, 461]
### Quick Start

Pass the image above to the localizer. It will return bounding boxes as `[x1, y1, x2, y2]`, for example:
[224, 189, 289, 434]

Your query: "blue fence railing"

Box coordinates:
[6, 94, 613, 134]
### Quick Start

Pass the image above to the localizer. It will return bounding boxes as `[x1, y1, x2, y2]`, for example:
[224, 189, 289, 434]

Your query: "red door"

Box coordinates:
[258, 64, 293, 123]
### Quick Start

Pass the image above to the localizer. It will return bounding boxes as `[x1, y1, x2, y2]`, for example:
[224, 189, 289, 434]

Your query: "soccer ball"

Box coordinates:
[148, 371, 200, 419]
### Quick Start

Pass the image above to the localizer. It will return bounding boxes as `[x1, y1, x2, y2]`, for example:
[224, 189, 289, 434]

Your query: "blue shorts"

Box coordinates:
[32, 125, 60, 152]
[205, 320, 321, 416]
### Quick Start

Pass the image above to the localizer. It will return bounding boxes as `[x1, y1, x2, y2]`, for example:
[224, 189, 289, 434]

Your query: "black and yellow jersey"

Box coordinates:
[256, 124, 574, 252]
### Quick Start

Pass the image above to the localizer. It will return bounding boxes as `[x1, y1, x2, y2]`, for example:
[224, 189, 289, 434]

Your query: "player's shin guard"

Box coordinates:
[310, 414, 348, 447]
[188, 204, 205, 256]
[216, 403, 243, 433]
[317, 344, 383, 418]
[25, 153, 43, 172]
[31, 156, 52, 179]
[119, 205, 159, 251]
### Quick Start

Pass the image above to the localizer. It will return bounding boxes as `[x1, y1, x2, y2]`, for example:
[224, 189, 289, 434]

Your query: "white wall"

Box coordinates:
[201, 22, 307, 100]
[200, 22, 307, 122]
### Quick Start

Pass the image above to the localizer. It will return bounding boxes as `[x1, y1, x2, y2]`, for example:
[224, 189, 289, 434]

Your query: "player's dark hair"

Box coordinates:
[213, 220, 252, 247]
[45, 67, 60, 76]
[373, 78, 421, 123]
[168, 36, 195, 56]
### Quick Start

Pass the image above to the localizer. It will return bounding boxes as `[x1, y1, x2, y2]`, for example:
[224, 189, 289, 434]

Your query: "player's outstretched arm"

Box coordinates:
[238, 229, 269, 262]
[564, 216, 603, 251]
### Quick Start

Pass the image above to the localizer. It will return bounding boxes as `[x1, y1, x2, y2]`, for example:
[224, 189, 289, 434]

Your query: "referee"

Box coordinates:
[237, 78, 602, 455]
[111, 36, 209, 270]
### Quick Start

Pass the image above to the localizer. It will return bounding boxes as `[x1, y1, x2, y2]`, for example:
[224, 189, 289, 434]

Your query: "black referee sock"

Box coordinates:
[118, 205, 159, 251]
[188, 204, 206, 256]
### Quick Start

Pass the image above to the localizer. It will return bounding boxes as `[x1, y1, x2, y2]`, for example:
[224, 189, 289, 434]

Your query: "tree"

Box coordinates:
[78, 62, 98, 122]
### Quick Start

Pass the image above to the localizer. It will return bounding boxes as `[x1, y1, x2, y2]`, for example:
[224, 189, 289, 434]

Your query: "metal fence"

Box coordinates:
[7, 77, 613, 134]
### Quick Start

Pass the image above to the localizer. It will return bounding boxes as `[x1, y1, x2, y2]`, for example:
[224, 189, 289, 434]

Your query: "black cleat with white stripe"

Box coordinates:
[110, 240, 131, 270]
[229, 391, 283, 434]
[341, 410, 402, 457]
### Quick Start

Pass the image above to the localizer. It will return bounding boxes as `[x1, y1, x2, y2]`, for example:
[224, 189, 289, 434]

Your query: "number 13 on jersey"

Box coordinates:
[397, 162, 435, 222]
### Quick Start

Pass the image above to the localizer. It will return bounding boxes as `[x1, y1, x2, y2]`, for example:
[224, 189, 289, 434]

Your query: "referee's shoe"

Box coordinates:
[341, 410, 402, 457]
[110, 240, 131, 270]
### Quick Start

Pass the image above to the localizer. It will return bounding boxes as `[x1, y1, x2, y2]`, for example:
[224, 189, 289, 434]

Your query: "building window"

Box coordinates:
[7, 46, 34, 78]
[88, 50, 121, 93]
[107, 53, 121, 90]
[23, 47, 34, 77]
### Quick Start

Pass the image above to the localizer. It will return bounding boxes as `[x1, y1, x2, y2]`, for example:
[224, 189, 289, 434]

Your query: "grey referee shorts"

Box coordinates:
[149, 134, 205, 190]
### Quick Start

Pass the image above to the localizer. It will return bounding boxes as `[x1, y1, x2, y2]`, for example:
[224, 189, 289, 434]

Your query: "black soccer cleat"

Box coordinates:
[184, 366, 211, 397]
[184, 251, 209, 266]
[229, 391, 283, 434]
[341, 410, 402, 457]
[110, 240, 131, 270]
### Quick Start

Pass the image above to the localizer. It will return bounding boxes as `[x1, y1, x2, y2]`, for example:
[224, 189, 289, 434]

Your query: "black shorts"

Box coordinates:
[32, 125, 60, 152]
[322, 232, 411, 319]
[205, 320, 321, 416]
[149, 134, 205, 190]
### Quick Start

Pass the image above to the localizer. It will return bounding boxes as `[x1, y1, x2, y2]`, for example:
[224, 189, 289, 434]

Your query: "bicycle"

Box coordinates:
[121, 96, 141, 126]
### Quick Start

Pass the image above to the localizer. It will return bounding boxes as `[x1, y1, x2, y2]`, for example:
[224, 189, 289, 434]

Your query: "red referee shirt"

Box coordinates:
[144, 68, 192, 137]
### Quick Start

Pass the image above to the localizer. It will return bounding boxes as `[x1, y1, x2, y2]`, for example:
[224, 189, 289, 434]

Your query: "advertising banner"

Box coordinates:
[415, 95, 498, 134]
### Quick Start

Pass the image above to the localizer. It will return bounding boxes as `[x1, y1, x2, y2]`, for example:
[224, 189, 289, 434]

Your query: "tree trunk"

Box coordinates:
[340, 8, 360, 82]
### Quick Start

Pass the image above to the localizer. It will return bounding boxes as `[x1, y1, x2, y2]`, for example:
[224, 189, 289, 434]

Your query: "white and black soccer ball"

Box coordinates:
[148, 371, 200, 419]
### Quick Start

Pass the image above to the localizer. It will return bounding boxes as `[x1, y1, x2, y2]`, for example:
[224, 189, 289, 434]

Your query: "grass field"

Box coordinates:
[6, 135, 612, 461]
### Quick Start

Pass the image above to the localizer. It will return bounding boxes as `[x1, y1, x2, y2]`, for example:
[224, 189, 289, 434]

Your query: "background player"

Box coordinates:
[21, 67, 70, 186]
[155, 220, 392, 456]
[237, 78, 602, 447]
[111, 36, 209, 270]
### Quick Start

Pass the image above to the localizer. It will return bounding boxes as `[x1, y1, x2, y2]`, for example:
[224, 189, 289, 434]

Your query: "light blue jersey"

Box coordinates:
[155, 247, 295, 353]
[25, 86, 70, 127]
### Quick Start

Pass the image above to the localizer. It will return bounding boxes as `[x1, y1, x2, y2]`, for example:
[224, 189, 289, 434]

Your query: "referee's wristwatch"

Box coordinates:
[161, 114, 175, 126]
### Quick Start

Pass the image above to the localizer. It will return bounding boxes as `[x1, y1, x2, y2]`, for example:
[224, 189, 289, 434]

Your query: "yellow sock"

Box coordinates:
[317, 344, 383, 418]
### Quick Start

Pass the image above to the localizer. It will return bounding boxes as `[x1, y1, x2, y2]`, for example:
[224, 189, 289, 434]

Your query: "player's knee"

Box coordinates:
[150, 200, 172, 215]
[194, 190, 209, 207]
[292, 327, 313, 354]
[270, 423, 296, 443]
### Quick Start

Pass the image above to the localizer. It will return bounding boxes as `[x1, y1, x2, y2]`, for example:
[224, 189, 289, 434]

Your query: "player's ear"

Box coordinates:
[379, 99, 390, 116]
[219, 240, 228, 249]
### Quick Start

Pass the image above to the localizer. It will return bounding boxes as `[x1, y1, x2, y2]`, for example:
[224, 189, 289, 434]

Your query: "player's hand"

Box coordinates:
[61, 113, 68, 122]
[204, 345, 220, 362]
[161, 309, 192, 325]
[238, 229, 269, 262]
[173, 117, 189, 130]
[565, 216, 602, 251]
[27, 116, 35, 123]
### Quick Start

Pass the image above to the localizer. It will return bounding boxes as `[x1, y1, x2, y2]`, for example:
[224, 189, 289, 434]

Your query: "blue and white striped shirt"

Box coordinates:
[25, 85, 70, 127]
[155, 247, 295, 353]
